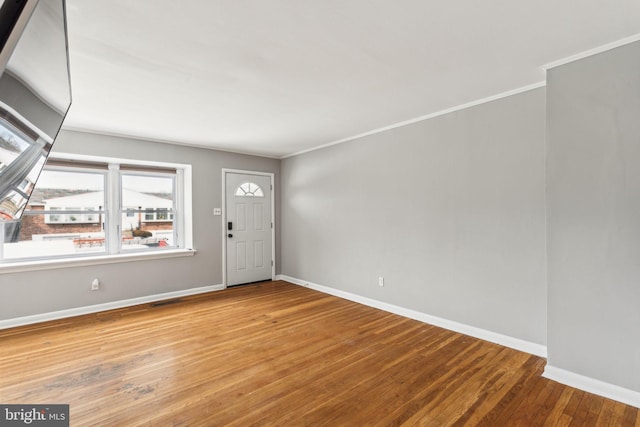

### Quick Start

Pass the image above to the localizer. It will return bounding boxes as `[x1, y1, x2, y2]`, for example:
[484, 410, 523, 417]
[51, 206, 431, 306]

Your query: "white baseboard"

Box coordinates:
[0, 284, 225, 330]
[543, 365, 640, 409]
[276, 274, 547, 358]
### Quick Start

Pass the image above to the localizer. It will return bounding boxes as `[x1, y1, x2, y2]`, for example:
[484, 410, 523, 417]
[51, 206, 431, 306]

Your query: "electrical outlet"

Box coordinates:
[378, 276, 384, 287]
[91, 278, 100, 291]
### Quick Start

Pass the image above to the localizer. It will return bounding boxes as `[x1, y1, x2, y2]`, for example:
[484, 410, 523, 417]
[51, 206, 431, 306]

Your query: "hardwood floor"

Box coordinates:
[0, 280, 637, 426]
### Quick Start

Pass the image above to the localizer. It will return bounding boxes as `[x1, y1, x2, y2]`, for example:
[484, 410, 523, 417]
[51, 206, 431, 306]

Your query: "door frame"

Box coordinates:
[221, 168, 275, 287]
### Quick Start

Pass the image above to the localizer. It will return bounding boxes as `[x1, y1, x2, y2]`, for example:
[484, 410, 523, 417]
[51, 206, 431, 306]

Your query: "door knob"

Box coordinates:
[228, 233, 233, 238]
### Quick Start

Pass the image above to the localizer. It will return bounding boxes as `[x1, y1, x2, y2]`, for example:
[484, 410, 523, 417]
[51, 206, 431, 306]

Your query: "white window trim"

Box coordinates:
[0, 152, 194, 271]
[0, 249, 196, 274]
[106, 163, 120, 253]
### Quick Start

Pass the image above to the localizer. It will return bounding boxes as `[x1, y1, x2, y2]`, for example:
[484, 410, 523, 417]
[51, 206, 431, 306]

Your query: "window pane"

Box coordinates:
[122, 175, 173, 209]
[121, 174, 174, 251]
[4, 214, 106, 259]
[34, 169, 104, 196]
[4, 169, 107, 259]
[235, 182, 264, 197]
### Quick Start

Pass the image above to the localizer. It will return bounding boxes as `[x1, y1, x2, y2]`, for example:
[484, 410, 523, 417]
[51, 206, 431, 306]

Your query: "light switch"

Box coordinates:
[213, 208, 222, 216]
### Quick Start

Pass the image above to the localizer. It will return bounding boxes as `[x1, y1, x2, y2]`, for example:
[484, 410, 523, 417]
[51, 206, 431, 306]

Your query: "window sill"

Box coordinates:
[0, 248, 196, 274]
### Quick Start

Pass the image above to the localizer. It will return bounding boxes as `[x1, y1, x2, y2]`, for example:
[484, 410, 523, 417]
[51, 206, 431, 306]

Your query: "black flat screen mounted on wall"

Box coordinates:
[0, 0, 29, 53]
[0, 0, 71, 222]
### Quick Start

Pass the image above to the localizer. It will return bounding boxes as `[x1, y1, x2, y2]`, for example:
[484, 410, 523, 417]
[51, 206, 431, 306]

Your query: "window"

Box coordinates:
[235, 182, 264, 197]
[40, 170, 105, 225]
[0, 153, 192, 262]
[120, 173, 175, 251]
[3, 168, 107, 259]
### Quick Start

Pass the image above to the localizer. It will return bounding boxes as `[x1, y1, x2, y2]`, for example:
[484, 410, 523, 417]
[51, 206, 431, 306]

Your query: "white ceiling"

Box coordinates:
[62, 1, 640, 158]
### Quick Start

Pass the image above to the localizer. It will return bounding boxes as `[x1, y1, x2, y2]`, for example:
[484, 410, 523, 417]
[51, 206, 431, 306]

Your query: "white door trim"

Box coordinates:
[222, 169, 275, 287]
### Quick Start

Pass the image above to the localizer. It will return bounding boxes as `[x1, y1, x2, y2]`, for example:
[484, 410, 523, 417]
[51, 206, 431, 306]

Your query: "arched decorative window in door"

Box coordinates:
[235, 182, 264, 197]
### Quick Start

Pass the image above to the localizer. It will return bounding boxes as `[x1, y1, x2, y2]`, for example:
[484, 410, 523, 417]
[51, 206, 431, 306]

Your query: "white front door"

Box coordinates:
[225, 172, 273, 286]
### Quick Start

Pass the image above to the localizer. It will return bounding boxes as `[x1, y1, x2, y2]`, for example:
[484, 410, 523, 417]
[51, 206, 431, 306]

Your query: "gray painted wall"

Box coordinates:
[281, 88, 547, 345]
[0, 129, 280, 320]
[546, 41, 640, 391]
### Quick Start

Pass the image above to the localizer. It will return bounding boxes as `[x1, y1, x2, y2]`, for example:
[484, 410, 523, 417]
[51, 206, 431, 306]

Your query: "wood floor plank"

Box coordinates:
[595, 398, 617, 426]
[608, 402, 631, 427]
[624, 405, 639, 426]
[0, 280, 638, 426]
[543, 387, 575, 427]
[474, 355, 547, 426]
[505, 377, 556, 426]
[531, 380, 568, 425]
